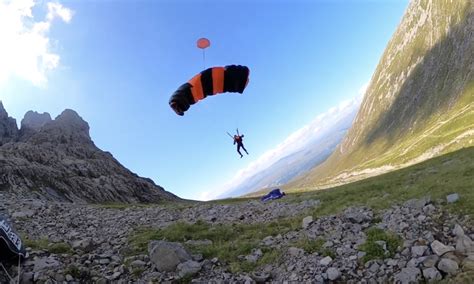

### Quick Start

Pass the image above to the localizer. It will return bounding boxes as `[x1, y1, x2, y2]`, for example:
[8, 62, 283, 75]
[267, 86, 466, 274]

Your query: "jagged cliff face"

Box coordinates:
[0, 103, 179, 203]
[0, 103, 18, 145]
[291, 0, 474, 189]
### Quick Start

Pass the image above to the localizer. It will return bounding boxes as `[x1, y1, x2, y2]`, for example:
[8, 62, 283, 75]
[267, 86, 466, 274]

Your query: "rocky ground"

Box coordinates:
[1, 191, 474, 283]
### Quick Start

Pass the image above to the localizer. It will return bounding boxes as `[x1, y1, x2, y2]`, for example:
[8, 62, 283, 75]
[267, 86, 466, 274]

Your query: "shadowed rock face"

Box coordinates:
[21, 111, 52, 130]
[0, 102, 18, 146]
[0, 104, 179, 203]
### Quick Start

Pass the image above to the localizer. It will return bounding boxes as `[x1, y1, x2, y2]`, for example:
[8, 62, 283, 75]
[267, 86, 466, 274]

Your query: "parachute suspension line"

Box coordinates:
[17, 256, 21, 284]
[202, 49, 206, 69]
[197, 38, 210, 69]
[0, 262, 13, 282]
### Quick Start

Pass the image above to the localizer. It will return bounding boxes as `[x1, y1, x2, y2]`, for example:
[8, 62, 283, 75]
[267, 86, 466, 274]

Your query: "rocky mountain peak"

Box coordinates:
[21, 111, 52, 131]
[27, 109, 91, 145]
[55, 109, 87, 127]
[0, 103, 177, 203]
[49, 109, 89, 134]
[0, 101, 8, 118]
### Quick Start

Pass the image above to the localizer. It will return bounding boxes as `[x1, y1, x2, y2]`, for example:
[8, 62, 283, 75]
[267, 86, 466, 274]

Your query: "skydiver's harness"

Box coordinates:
[234, 136, 243, 145]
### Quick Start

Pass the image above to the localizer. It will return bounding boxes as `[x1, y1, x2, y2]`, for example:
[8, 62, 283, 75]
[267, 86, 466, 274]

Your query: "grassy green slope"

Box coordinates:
[285, 146, 474, 217]
[289, 0, 473, 190]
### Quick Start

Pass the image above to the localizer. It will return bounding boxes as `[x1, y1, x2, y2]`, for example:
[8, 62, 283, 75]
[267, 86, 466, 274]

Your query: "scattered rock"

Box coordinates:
[12, 210, 35, 218]
[456, 235, 474, 254]
[453, 224, 465, 237]
[71, 238, 95, 252]
[422, 255, 440, 268]
[130, 260, 147, 268]
[404, 197, 430, 209]
[438, 258, 459, 274]
[251, 272, 270, 283]
[344, 207, 372, 224]
[431, 240, 455, 256]
[411, 245, 428, 257]
[33, 257, 61, 271]
[326, 267, 341, 281]
[245, 248, 263, 263]
[446, 193, 459, 203]
[288, 247, 304, 257]
[108, 272, 121, 280]
[262, 236, 274, 246]
[177, 260, 202, 277]
[320, 256, 332, 266]
[422, 267, 442, 281]
[302, 216, 313, 229]
[394, 267, 421, 284]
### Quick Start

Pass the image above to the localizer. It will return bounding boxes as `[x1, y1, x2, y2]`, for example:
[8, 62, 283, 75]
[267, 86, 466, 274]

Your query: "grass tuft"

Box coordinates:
[359, 227, 402, 263]
[293, 237, 336, 258]
[49, 242, 72, 254]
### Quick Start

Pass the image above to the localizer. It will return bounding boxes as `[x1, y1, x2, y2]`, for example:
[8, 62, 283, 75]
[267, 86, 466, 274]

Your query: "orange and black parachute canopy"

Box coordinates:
[169, 65, 250, 116]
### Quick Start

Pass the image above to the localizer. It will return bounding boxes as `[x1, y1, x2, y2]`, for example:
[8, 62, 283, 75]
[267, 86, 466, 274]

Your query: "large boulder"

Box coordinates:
[148, 241, 192, 272]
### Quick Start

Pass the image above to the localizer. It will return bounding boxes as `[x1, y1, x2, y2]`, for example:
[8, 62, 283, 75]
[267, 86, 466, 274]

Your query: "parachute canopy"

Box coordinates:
[169, 65, 250, 116]
[197, 38, 210, 49]
[261, 189, 286, 202]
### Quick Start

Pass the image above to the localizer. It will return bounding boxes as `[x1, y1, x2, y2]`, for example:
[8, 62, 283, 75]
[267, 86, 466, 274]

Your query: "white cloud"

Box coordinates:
[47, 2, 73, 23]
[0, 0, 73, 87]
[197, 91, 365, 201]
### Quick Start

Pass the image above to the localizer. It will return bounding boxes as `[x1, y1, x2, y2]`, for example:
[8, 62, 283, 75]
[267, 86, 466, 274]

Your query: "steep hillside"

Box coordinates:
[291, 0, 473, 190]
[0, 102, 179, 203]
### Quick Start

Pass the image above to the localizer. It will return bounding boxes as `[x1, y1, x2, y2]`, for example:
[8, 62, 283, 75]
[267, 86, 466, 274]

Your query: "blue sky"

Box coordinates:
[0, 0, 408, 200]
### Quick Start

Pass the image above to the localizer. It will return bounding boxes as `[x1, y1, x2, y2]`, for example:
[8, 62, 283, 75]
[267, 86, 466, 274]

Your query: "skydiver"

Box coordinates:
[233, 134, 249, 158]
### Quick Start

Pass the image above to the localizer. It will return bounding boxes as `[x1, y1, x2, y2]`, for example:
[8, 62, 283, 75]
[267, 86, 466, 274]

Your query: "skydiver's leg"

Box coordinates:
[241, 144, 249, 154]
[237, 145, 243, 158]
